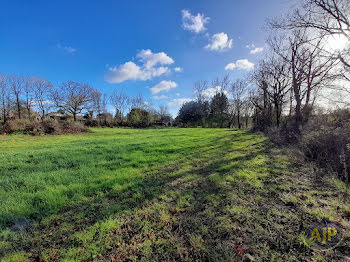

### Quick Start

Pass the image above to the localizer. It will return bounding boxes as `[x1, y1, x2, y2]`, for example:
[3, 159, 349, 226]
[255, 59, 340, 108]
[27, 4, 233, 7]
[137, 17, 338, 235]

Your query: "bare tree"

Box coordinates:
[33, 77, 53, 120]
[90, 89, 102, 121]
[193, 80, 209, 102]
[271, 0, 349, 37]
[250, 64, 273, 130]
[110, 91, 129, 120]
[212, 75, 230, 94]
[241, 99, 254, 128]
[24, 77, 35, 120]
[268, 30, 337, 129]
[131, 93, 146, 109]
[52, 80, 93, 121]
[0, 73, 10, 122]
[159, 105, 170, 117]
[269, 0, 350, 74]
[230, 79, 247, 129]
[259, 55, 292, 126]
[8, 75, 24, 119]
[101, 94, 107, 114]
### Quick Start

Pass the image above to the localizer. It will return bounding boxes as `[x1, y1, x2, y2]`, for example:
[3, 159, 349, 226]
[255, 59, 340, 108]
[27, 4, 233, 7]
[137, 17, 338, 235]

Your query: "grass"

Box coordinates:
[0, 128, 349, 261]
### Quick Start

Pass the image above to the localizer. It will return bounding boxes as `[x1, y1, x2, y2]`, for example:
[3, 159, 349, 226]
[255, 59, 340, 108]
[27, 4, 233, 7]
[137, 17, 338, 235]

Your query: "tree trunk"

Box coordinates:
[16, 95, 21, 119]
[237, 109, 241, 129]
[294, 93, 302, 132]
[27, 106, 31, 120]
[2, 98, 6, 123]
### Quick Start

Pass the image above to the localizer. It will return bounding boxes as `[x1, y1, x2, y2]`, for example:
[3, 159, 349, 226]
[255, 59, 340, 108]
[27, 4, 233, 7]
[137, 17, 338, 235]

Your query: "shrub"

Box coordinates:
[127, 108, 153, 127]
[0, 119, 87, 135]
[61, 121, 87, 134]
[40, 120, 62, 134]
[2, 120, 31, 133]
[301, 109, 350, 183]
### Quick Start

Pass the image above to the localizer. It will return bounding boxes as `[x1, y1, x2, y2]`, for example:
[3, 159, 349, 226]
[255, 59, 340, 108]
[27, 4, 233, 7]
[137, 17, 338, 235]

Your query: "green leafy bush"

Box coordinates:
[127, 108, 152, 127]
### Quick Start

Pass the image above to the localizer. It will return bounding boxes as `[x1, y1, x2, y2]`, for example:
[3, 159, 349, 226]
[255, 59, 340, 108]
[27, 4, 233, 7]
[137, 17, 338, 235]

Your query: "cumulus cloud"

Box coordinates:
[181, 9, 210, 33]
[137, 49, 174, 68]
[174, 67, 183, 72]
[105, 49, 174, 83]
[225, 63, 237, 70]
[225, 59, 254, 71]
[106, 62, 168, 83]
[153, 95, 169, 100]
[250, 47, 264, 54]
[150, 80, 177, 94]
[202, 86, 228, 98]
[246, 44, 264, 54]
[168, 98, 193, 107]
[205, 33, 233, 51]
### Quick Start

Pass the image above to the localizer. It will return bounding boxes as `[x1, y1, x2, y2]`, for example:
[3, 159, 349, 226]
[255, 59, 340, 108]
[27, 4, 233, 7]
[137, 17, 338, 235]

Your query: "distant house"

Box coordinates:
[154, 115, 174, 127]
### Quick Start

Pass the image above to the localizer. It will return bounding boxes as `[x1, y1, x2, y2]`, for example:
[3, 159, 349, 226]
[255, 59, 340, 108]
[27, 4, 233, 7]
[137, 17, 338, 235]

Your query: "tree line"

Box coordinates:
[176, 76, 252, 128]
[0, 74, 173, 127]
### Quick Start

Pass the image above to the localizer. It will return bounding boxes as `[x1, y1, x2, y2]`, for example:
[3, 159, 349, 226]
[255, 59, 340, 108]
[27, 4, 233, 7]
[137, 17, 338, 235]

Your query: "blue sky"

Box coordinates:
[0, 0, 293, 116]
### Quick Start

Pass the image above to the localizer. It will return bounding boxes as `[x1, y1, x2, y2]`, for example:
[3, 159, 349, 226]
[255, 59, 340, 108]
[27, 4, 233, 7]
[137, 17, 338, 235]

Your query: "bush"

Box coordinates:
[127, 108, 153, 127]
[301, 109, 350, 183]
[40, 120, 62, 134]
[2, 120, 31, 133]
[61, 121, 87, 134]
[0, 119, 87, 135]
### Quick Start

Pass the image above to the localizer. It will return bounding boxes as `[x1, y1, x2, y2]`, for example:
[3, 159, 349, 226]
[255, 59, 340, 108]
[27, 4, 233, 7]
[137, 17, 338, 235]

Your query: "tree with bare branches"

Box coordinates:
[260, 55, 291, 126]
[0, 74, 10, 123]
[110, 91, 129, 121]
[268, 30, 337, 129]
[52, 80, 93, 121]
[8, 75, 24, 119]
[269, 0, 350, 76]
[230, 79, 248, 129]
[33, 77, 53, 120]
[193, 80, 209, 102]
[23, 77, 35, 120]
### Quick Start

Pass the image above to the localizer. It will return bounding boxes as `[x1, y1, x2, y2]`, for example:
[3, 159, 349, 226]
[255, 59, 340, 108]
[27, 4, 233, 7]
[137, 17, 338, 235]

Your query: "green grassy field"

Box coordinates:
[0, 128, 349, 261]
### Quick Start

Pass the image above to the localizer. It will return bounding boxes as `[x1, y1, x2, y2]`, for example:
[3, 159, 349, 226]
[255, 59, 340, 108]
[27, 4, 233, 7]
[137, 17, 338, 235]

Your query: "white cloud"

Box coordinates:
[150, 80, 177, 94]
[250, 47, 264, 54]
[57, 43, 76, 54]
[225, 59, 254, 71]
[153, 95, 169, 100]
[105, 50, 174, 83]
[181, 9, 210, 33]
[106, 62, 169, 83]
[225, 63, 236, 70]
[137, 49, 174, 69]
[174, 67, 183, 72]
[205, 32, 233, 51]
[168, 98, 192, 107]
[202, 86, 228, 98]
[246, 44, 264, 54]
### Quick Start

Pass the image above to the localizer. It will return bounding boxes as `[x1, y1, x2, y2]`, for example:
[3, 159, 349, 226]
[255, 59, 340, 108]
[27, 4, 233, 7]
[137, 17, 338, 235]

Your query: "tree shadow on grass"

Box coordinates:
[0, 131, 281, 261]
